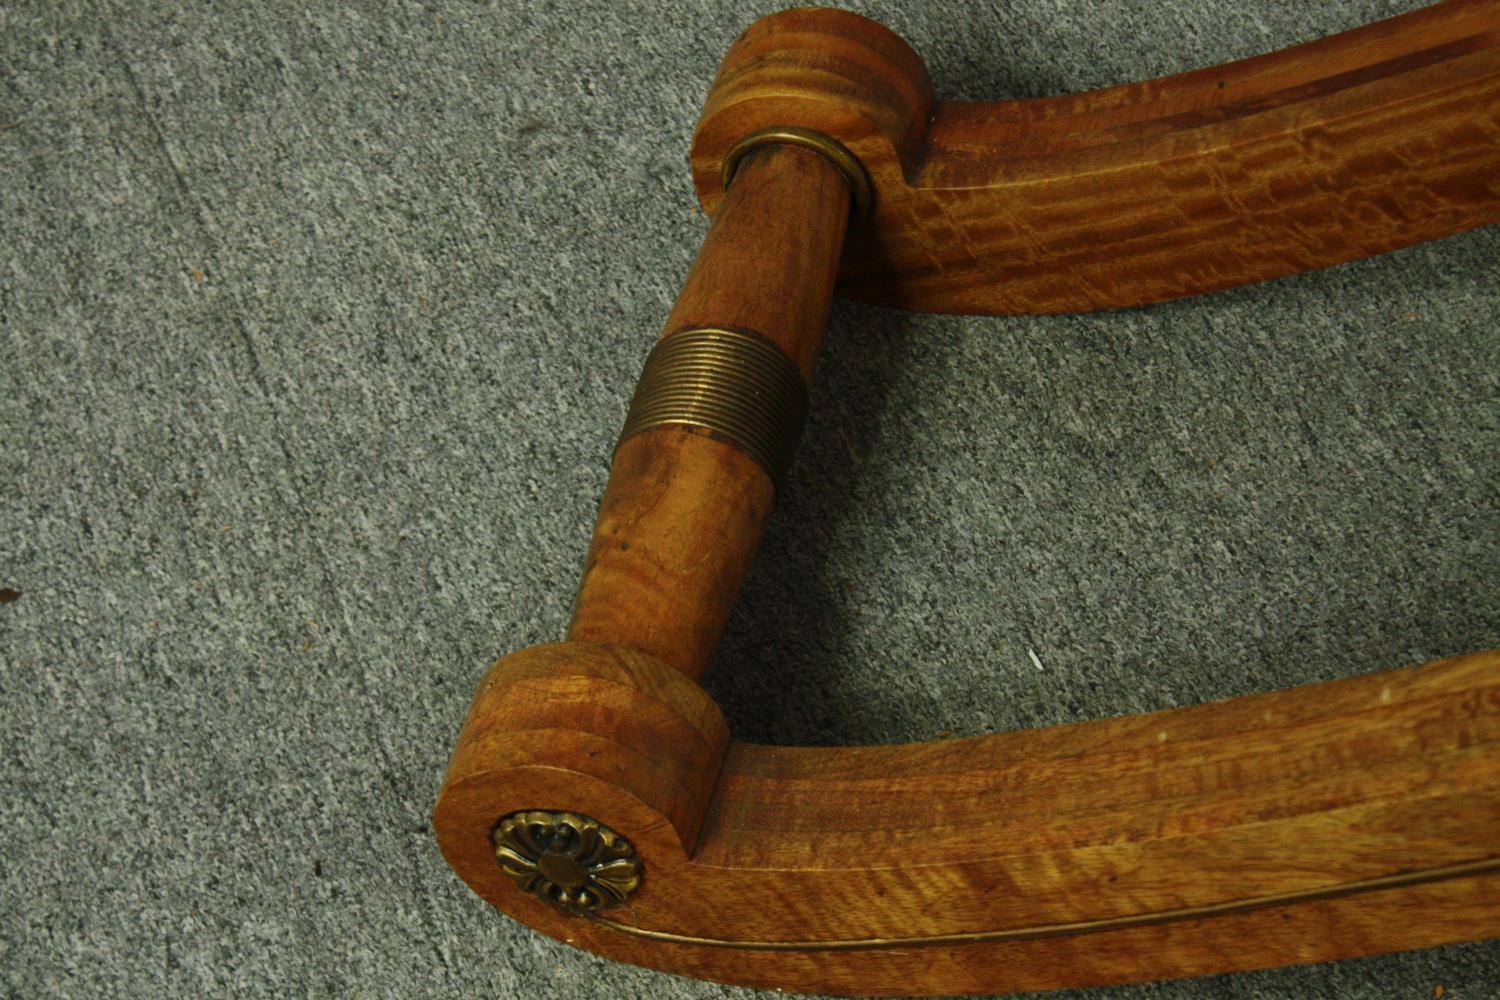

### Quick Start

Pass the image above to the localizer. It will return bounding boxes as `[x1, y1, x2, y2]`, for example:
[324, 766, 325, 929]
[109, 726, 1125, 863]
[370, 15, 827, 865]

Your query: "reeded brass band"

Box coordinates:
[617, 328, 809, 490]
[721, 126, 874, 219]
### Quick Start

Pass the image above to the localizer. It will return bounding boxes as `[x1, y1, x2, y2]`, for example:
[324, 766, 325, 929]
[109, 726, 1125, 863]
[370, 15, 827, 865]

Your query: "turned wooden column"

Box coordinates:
[433, 125, 869, 924]
[567, 141, 853, 682]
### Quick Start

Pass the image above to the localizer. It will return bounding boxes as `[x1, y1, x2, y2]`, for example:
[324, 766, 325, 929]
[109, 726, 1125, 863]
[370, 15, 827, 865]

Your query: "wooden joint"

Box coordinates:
[433, 643, 731, 933]
[691, 7, 935, 222]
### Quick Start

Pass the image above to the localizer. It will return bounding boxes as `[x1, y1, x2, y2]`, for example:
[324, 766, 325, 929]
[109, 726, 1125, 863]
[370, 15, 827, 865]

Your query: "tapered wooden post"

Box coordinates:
[567, 140, 853, 681]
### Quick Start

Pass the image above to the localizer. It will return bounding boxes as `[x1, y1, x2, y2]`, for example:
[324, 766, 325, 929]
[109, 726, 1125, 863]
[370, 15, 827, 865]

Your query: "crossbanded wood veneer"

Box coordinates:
[435, 3, 1500, 995]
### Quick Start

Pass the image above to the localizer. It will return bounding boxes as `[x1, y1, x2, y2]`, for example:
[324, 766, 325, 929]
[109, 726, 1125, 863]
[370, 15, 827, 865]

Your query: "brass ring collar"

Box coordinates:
[721, 126, 874, 220]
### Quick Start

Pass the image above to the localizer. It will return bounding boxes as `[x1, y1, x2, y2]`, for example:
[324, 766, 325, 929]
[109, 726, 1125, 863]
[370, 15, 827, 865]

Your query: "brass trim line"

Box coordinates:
[722, 126, 874, 219]
[585, 854, 1500, 952]
[616, 327, 809, 490]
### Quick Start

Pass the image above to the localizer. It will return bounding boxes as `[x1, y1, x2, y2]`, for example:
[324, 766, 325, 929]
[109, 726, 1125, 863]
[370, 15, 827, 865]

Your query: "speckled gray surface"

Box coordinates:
[2, 1, 1497, 997]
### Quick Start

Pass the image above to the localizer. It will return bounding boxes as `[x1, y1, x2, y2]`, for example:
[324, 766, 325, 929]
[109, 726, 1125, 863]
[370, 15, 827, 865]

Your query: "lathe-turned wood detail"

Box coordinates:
[435, 3, 1500, 996]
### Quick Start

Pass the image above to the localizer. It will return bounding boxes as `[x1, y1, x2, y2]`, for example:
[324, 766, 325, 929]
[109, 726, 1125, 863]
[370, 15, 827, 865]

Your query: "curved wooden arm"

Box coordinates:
[435, 4, 1500, 996]
[440, 646, 1500, 995]
[691, 1, 1500, 314]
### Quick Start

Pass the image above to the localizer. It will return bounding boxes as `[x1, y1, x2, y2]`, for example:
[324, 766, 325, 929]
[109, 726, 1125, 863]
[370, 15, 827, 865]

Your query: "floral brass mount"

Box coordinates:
[435, 4, 1500, 997]
[492, 811, 642, 914]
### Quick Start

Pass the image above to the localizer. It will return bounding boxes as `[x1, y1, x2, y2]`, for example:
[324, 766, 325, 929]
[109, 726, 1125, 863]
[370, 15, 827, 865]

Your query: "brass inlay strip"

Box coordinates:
[585, 855, 1500, 952]
[722, 125, 874, 219]
[617, 327, 809, 490]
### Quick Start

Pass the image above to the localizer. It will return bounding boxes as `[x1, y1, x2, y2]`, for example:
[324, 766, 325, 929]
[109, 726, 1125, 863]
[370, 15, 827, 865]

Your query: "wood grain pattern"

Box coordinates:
[692, 1, 1500, 314]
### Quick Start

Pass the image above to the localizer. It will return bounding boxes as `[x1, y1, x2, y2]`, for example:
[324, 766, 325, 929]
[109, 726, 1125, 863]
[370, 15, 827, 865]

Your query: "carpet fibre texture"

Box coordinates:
[3, 1, 1498, 997]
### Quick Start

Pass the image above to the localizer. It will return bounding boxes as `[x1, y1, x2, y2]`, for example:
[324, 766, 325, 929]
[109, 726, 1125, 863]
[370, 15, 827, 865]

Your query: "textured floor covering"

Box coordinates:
[2, 1, 1498, 997]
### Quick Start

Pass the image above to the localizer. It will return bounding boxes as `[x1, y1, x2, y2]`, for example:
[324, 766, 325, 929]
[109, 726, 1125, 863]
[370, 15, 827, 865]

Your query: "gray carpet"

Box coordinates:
[3, 1, 1497, 997]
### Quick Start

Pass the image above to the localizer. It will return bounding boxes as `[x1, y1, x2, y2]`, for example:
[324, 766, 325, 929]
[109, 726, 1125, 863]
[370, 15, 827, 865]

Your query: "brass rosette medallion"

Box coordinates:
[493, 810, 642, 913]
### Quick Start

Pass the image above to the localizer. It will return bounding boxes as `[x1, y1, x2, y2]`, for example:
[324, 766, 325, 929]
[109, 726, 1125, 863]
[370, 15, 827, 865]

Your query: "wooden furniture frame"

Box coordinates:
[435, 4, 1500, 995]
